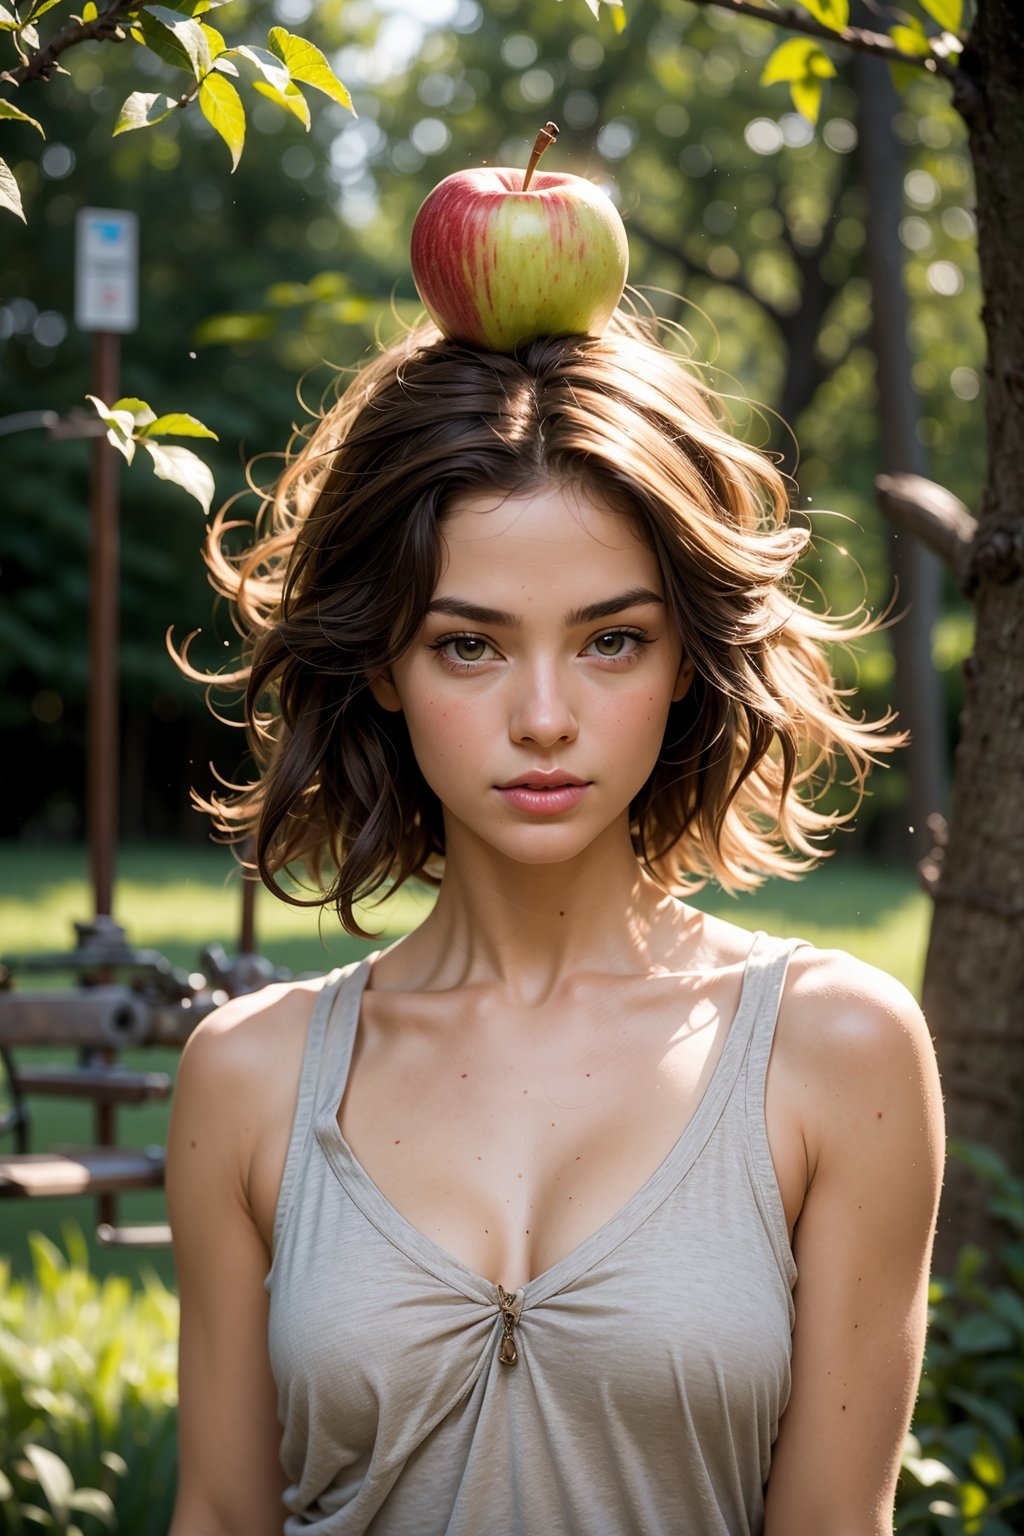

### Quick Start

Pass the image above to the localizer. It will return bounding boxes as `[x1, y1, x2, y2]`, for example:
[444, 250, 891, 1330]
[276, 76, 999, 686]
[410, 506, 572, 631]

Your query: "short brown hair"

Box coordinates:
[173, 313, 898, 936]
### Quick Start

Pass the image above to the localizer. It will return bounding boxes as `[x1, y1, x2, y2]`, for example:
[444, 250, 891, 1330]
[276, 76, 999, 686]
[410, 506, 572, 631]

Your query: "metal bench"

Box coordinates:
[0, 920, 288, 1248]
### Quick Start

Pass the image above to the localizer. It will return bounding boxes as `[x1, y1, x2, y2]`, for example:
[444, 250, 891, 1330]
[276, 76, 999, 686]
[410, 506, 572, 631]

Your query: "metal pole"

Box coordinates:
[87, 330, 121, 922]
[240, 843, 257, 955]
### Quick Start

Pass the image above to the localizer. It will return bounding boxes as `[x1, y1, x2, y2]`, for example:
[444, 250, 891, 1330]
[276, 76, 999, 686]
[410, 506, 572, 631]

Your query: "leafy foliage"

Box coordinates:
[0, 1226, 178, 1535]
[0, 0, 354, 219]
[897, 1143, 1024, 1535]
[86, 393, 218, 511]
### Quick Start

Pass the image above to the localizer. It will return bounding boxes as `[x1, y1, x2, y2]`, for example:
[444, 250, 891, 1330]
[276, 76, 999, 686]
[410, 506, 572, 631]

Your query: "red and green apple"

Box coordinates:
[410, 124, 629, 351]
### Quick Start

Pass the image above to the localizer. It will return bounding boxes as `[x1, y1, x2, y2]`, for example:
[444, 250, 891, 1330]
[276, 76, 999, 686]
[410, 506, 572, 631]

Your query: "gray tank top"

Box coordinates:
[264, 932, 800, 1535]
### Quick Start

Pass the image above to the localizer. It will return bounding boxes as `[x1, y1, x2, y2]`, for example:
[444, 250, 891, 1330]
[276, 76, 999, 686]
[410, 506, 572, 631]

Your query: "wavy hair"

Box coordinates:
[172, 312, 899, 936]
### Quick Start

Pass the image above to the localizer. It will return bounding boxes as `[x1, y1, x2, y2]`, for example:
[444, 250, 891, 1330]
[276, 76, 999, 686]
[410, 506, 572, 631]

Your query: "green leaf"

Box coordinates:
[0, 99, 45, 136]
[200, 18, 226, 56]
[24, 1446, 73, 1520]
[192, 309, 277, 346]
[790, 75, 825, 123]
[798, 0, 848, 28]
[140, 4, 211, 76]
[111, 397, 157, 425]
[67, 1487, 116, 1522]
[920, 0, 962, 30]
[16, 1505, 55, 1528]
[950, 1313, 1014, 1353]
[81, 0, 97, 16]
[113, 90, 180, 134]
[960, 1481, 988, 1519]
[0, 157, 25, 222]
[761, 36, 834, 85]
[610, 1, 626, 33]
[969, 1440, 1006, 1490]
[85, 394, 137, 463]
[267, 27, 355, 112]
[131, 9, 195, 71]
[902, 1453, 958, 1489]
[889, 20, 933, 56]
[233, 41, 290, 91]
[138, 411, 219, 440]
[251, 77, 311, 129]
[26, 0, 66, 18]
[142, 441, 216, 513]
[198, 71, 245, 169]
[760, 36, 834, 122]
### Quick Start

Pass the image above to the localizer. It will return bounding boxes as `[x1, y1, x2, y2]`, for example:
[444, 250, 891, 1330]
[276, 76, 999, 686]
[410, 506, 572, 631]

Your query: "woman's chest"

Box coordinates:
[267, 1157, 794, 1475]
[249, 973, 807, 1286]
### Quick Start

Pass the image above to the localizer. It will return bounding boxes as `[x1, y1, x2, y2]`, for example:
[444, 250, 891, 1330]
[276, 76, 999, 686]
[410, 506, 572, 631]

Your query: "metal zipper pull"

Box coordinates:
[497, 1284, 521, 1367]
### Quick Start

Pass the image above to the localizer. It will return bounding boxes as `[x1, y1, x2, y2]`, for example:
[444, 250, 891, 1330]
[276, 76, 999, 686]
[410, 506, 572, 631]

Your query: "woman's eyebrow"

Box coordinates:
[425, 588, 665, 629]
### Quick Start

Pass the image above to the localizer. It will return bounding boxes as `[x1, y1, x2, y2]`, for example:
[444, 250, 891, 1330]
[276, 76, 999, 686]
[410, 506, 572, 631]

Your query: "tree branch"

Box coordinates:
[629, 218, 786, 327]
[2, 0, 139, 90]
[681, 0, 959, 82]
[875, 471, 977, 588]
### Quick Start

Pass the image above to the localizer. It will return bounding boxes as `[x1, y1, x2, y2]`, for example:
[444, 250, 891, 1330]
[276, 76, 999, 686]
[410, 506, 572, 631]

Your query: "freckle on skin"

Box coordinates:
[190, 1140, 197, 1149]
[394, 1140, 401, 1145]
[461, 1073, 468, 1079]
[876, 1111, 883, 1119]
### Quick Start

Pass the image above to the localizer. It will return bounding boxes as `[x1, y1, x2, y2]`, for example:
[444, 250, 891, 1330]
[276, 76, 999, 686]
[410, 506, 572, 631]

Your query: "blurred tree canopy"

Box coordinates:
[0, 0, 983, 844]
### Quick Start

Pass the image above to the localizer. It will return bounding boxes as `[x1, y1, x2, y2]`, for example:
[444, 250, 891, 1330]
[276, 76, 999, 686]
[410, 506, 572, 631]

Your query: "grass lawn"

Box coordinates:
[0, 841, 930, 1287]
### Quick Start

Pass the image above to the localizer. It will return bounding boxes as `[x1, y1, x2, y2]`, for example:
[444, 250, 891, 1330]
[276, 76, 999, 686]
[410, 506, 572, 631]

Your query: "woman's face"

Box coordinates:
[371, 481, 693, 869]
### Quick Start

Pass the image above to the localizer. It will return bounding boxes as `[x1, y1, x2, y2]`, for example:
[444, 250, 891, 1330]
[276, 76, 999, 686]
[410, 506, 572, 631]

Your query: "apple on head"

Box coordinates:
[410, 122, 629, 352]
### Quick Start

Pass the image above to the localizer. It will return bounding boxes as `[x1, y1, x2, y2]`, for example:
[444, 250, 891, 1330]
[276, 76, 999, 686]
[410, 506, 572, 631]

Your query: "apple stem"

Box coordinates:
[522, 121, 560, 192]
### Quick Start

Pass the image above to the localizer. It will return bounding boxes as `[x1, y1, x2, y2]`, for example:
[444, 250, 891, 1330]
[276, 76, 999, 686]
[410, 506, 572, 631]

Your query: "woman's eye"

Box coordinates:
[588, 630, 648, 659]
[592, 631, 628, 657]
[451, 636, 490, 662]
[430, 633, 496, 669]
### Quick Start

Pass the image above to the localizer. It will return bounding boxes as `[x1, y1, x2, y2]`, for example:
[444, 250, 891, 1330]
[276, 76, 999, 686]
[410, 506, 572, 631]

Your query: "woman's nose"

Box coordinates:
[508, 661, 579, 748]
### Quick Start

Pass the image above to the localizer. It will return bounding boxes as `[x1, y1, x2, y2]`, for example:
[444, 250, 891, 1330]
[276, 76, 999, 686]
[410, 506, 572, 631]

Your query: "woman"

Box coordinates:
[166, 315, 945, 1536]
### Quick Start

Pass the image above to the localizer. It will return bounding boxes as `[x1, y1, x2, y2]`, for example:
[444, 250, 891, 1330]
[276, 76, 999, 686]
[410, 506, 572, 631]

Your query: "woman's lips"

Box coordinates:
[495, 784, 591, 815]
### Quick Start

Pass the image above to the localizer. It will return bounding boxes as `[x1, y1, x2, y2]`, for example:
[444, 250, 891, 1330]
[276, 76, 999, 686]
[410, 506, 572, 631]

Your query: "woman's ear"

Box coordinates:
[672, 655, 696, 704]
[368, 668, 403, 714]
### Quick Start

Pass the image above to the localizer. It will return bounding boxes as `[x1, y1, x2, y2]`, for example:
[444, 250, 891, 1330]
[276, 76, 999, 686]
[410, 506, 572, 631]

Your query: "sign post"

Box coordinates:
[74, 209, 138, 928]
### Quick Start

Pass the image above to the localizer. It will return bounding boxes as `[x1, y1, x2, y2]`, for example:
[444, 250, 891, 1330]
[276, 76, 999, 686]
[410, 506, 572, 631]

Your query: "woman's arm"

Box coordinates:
[763, 952, 946, 1536]
[166, 998, 290, 1536]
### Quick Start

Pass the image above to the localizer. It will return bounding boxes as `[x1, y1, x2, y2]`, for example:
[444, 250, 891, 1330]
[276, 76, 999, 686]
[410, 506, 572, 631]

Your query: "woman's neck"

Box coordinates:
[380, 821, 696, 1004]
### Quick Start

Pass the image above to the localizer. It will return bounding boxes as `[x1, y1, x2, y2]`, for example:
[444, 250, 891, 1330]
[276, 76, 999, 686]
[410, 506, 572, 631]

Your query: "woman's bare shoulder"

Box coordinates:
[780, 941, 928, 1047]
[772, 941, 940, 1178]
[175, 976, 328, 1143]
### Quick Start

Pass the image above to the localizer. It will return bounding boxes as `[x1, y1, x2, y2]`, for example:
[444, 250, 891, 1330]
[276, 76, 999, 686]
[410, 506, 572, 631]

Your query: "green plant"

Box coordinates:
[898, 1142, 1024, 1535]
[0, 1225, 178, 1535]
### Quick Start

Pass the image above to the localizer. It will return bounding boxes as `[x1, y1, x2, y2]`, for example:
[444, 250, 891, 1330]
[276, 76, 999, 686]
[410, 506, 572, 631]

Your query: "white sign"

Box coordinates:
[75, 207, 139, 333]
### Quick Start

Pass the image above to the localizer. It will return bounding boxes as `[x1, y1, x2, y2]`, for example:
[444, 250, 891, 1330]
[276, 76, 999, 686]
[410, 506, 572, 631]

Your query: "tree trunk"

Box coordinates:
[855, 49, 948, 861]
[924, 0, 1024, 1274]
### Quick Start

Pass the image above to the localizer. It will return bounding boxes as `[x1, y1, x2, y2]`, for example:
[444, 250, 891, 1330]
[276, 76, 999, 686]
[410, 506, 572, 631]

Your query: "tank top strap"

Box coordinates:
[270, 955, 377, 1259]
[739, 932, 807, 1293]
[311, 950, 379, 1120]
